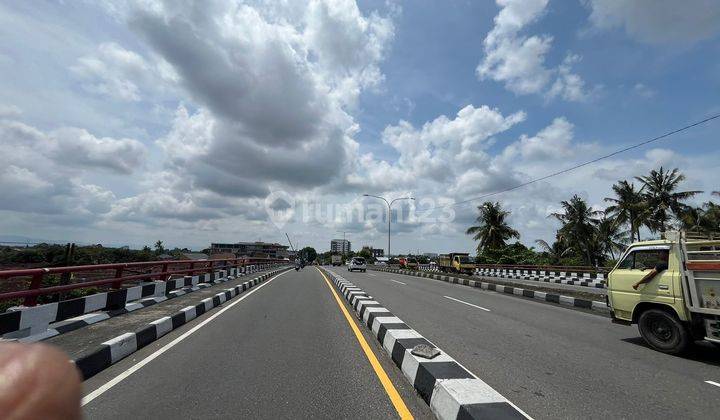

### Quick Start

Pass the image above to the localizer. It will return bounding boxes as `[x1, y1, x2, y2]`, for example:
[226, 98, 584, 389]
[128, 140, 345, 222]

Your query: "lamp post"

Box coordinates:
[363, 194, 414, 258]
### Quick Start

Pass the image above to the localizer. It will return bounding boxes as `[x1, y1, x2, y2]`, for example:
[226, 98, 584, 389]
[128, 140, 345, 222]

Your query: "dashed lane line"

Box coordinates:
[389, 279, 406, 285]
[705, 380, 720, 388]
[443, 295, 491, 312]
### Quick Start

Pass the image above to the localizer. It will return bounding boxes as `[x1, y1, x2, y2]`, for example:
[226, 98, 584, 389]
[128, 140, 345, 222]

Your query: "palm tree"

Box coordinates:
[535, 236, 571, 265]
[680, 203, 720, 235]
[550, 195, 601, 265]
[604, 180, 646, 242]
[594, 216, 628, 260]
[466, 201, 520, 253]
[635, 167, 702, 234]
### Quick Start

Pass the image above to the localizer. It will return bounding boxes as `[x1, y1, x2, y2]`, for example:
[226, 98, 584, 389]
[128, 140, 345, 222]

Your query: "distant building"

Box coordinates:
[372, 248, 384, 257]
[331, 239, 351, 254]
[180, 252, 209, 261]
[423, 252, 438, 259]
[208, 252, 237, 261]
[209, 242, 290, 259]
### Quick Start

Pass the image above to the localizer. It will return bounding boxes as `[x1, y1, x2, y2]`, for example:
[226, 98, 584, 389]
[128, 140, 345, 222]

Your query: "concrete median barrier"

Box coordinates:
[372, 267, 609, 315]
[321, 267, 529, 420]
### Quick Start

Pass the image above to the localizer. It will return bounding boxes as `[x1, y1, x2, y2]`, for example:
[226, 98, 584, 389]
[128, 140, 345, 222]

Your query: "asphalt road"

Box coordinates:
[339, 267, 720, 419]
[81, 268, 432, 419]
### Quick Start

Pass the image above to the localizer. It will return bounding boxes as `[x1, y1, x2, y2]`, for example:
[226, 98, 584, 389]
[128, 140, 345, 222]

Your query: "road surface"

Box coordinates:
[81, 268, 432, 419]
[340, 267, 720, 419]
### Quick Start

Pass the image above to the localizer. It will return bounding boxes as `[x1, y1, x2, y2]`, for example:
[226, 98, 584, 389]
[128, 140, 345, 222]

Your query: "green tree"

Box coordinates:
[298, 246, 318, 263]
[604, 180, 646, 241]
[594, 215, 628, 261]
[534, 236, 570, 265]
[550, 195, 601, 265]
[679, 202, 720, 235]
[635, 167, 702, 233]
[466, 201, 520, 254]
[154, 240, 165, 254]
[358, 248, 373, 262]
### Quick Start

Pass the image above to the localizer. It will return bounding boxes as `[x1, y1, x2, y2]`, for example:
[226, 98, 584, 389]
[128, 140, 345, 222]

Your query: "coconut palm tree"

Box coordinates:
[635, 167, 702, 234]
[680, 203, 720, 235]
[534, 236, 571, 265]
[604, 180, 646, 242]
[550, 195, 602, 265]
[466, 201, 520, 253]
[594, 216, 628, 260]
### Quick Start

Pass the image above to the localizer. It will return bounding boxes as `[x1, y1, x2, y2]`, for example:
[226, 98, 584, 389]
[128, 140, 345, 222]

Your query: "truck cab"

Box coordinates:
[608, 232, 720, 354]
[438, 253, 476, 274]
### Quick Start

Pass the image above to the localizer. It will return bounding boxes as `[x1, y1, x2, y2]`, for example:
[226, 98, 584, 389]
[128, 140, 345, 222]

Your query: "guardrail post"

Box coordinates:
[111, 267, 124, 290]
[23, 271, 45, 306]
[187, 262, 195, 276]
[160, 262, 169, 281]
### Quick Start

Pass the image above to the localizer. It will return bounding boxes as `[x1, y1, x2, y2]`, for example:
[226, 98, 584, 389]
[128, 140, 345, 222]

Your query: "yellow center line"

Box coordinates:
[316, 268, 414, 420]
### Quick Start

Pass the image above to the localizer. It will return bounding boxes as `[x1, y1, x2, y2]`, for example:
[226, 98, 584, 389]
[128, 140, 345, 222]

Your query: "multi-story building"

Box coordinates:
[330, 239, 351, 255]
[210, 241, 290, 259]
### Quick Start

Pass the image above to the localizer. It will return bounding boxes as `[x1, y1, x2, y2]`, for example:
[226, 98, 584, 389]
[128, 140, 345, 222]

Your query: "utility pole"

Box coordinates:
[335, 231, 348, 257]
[362, 195, 414, 258]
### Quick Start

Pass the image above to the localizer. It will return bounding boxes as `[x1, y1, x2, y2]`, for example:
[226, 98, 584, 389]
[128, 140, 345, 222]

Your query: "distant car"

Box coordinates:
[348, 257, 367, 272]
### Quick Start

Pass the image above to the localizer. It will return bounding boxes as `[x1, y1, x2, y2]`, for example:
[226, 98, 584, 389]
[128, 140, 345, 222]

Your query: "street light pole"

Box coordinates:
[363, 194, 414, 258]
[335, 230, 348, 256]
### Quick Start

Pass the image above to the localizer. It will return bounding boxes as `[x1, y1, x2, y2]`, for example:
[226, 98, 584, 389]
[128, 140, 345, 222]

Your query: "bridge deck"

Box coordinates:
[80, 268, 432, 419]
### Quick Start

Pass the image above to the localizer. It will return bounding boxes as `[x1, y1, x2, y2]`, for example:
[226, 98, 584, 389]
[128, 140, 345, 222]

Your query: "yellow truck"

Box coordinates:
[438, 253, 477, 275]
[607, 231, 720, 354]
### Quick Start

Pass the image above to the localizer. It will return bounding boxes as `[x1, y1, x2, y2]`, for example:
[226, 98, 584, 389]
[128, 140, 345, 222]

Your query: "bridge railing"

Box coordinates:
[0, 257, 286, 306]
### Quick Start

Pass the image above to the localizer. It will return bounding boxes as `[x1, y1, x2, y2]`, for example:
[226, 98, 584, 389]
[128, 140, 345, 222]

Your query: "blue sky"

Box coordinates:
[0, 0, 718, 254]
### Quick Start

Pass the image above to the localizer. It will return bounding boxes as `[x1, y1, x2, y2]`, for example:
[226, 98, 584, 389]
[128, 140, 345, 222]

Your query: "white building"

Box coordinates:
[330, 239, 351, 254]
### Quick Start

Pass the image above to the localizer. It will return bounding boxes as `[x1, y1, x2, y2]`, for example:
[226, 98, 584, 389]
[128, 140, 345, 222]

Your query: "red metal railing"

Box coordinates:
[0, 257, 286, 306]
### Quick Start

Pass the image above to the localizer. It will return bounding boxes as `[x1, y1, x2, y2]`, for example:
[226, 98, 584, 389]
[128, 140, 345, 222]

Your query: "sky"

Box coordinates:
[0, 0, 719, 254]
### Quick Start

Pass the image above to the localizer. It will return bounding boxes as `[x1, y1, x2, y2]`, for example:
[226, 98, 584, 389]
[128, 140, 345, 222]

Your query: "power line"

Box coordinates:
[429, 112, 720, 211]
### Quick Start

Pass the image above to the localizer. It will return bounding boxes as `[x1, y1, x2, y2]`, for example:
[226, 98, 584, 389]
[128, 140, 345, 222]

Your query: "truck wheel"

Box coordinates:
[638, 309, 690, 354]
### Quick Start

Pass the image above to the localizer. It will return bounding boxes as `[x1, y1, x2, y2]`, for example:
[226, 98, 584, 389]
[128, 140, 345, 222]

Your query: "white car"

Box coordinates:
[348, 257, 367, 272]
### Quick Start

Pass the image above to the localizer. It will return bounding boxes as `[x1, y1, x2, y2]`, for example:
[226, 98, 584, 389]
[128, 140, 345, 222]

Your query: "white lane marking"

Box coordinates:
[82, 270, 291, 406]
[705, 380, 720, 388]
[367, 273, 377, 277]
[443, 295, 491, 312]
[389, 279, 406, 285]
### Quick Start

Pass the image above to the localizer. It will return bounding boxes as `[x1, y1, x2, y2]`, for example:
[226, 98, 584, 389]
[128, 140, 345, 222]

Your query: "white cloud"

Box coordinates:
[478, 0, 590, 101]
[0, 103, 21, 118]
[586, 0, 720, 44]
[633, 83, 656, 98]
[500, 117, 575, 162]
[355, 104, 526, 193]
[89, 0, 395, 225]
[0, 118, 126, 220]
[0, 119, 146, 175]
[547, 55, 591, 102]
[71, 42, 179, 102]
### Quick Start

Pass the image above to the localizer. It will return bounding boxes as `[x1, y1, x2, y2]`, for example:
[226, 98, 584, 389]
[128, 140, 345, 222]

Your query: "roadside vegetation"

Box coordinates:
[0, 241, 193, 312]
[467, 167, 718, 268]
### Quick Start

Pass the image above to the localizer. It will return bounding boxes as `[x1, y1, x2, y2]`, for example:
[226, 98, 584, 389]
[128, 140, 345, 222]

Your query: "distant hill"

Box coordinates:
[0, 235, 62, 245]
